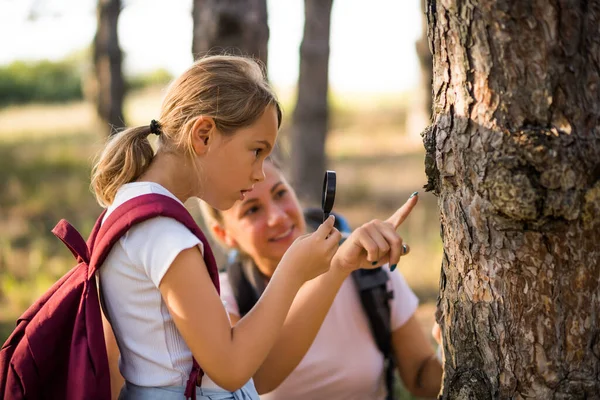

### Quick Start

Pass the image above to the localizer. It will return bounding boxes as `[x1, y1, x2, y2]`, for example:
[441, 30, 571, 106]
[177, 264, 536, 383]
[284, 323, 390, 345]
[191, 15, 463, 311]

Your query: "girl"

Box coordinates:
[201, 158, 443, 399]
[95, 55, 404, 400]
[93, 55, 342, 399]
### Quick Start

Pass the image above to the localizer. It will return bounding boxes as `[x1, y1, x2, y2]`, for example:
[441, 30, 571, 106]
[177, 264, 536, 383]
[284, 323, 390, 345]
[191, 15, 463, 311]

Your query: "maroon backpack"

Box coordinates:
[0, 194, 220, 399]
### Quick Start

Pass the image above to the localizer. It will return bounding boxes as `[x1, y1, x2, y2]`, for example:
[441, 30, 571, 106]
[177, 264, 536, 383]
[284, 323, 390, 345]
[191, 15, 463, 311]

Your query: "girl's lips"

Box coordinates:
[239, 188, 253, 200]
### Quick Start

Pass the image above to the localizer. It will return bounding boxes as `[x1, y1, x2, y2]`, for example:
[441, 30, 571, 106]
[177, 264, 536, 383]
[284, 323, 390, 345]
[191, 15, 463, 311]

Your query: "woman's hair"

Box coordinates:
[91, 55, 282, 207]
[200, 156, 282, 249]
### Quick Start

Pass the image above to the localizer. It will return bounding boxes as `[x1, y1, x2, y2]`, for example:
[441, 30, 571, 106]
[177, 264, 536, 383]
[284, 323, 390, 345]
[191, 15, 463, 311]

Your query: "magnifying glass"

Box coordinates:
[322, 170, 336, 222]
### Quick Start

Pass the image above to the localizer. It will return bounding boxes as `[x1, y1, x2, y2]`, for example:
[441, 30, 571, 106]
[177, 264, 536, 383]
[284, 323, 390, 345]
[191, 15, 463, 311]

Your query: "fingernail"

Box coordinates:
[409, 191, 419, 199]
[390, 264, 397, 271]
[371, 261, 378, 266]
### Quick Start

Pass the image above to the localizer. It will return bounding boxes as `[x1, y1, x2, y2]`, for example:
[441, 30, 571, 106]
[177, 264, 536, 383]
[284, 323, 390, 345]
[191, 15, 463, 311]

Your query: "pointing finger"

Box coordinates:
[386, 192, 419, 230]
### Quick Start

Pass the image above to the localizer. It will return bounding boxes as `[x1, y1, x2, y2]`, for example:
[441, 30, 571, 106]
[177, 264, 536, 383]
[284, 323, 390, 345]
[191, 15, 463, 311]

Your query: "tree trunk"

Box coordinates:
[425, 0, 600, 398]
[191, 0, 269, 67]
[289, 0, 333, 206]
[93, 0, 126, 136]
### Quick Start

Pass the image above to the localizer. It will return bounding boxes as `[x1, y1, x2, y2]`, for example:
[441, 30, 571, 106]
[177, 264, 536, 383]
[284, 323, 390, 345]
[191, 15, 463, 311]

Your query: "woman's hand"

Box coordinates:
[332, 193, 419, 273]
[279, 215, 341, 283]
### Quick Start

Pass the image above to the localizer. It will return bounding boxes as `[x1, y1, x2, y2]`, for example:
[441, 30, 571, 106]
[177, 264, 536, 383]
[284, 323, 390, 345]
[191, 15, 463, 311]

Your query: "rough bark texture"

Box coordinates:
[93, 0, 126, 136]
[191, 0, 269, 67]
[289, 0, 333, 206]
[424, 0, 600, 399]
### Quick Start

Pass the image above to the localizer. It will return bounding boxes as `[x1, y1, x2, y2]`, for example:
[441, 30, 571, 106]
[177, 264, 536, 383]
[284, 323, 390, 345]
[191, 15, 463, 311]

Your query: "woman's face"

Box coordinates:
[219, 161, 306, 276]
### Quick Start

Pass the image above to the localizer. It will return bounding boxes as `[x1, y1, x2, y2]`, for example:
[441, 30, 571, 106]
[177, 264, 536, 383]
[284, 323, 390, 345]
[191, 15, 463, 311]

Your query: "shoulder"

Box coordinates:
[125, 216, 204, 255]
[383, 266, 419, 329]
[121, 216, 204, 287]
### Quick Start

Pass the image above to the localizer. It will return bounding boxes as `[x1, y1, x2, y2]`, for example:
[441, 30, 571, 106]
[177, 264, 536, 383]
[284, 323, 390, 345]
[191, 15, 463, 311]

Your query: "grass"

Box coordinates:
[0, 88, 442, 399]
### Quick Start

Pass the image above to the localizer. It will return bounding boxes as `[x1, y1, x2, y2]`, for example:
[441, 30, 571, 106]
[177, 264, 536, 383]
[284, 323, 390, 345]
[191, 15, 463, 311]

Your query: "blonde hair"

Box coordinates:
[91, 55, 282, 207]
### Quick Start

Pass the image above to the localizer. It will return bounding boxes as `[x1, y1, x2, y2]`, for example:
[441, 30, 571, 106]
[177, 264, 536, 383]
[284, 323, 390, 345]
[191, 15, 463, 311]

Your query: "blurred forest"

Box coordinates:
[0, 1, 441, 398]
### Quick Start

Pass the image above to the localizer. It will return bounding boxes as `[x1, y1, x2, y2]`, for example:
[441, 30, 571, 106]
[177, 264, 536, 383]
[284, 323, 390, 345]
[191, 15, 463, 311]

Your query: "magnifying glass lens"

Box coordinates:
[322, 170, 336, 222]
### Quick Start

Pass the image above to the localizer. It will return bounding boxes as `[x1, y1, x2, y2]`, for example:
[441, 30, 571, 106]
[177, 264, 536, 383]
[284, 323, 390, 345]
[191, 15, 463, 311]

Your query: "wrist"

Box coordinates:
[272, 261, 306, 291]
[330, 257, 353, 279]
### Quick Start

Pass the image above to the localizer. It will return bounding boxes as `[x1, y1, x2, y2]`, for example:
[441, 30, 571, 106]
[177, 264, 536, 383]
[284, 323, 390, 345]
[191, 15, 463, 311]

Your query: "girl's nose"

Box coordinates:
[252, 165, 266, 183]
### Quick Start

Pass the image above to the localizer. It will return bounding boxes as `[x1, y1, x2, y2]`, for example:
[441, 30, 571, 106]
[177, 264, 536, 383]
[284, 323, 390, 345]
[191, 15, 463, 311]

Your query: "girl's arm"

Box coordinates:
[392, 316, 443, 397]
[159, 219, 339, 392]
[102, 311, 124, 400]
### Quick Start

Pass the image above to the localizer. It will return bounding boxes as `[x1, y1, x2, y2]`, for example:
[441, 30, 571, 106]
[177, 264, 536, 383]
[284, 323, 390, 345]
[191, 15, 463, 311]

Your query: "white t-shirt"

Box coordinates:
[219, 267, 419, 400]
[98, 182, 205, 387]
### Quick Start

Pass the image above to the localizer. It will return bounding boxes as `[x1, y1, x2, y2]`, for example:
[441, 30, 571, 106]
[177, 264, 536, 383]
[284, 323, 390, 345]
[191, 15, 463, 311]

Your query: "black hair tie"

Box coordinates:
[149, 119, 162, 136]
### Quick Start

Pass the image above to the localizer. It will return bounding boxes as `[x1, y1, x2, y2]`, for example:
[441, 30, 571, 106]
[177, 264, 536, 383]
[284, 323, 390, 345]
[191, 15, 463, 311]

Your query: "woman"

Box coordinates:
[201, 158, 443, 399]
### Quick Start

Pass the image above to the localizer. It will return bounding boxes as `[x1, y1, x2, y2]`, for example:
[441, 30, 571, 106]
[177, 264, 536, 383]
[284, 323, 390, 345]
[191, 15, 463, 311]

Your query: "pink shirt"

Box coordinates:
[219, 267, 419, 400]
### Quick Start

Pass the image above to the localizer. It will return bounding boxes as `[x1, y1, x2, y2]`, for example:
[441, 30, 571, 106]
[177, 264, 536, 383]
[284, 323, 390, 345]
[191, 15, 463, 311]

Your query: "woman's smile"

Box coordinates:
[269, 226, 295, 242]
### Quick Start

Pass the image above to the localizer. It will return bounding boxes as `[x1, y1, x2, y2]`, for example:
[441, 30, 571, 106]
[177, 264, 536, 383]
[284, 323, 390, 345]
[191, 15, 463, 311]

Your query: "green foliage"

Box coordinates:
[0, 131, 102, 322]
[0, 54, 173, 106]
[128, 68, 173, 91]
[0, 60, 84, 106]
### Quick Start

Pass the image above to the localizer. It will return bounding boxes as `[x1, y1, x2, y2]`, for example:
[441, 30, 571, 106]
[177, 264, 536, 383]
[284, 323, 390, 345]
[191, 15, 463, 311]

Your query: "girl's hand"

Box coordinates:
[279, 215, 341, 283]
[332, 193, 418, 273]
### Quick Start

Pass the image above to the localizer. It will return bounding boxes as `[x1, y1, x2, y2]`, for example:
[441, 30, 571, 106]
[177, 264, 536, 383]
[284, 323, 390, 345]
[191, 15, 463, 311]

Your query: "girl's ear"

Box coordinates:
[191, 116, 216, 156]
[211, 223, 238, 248]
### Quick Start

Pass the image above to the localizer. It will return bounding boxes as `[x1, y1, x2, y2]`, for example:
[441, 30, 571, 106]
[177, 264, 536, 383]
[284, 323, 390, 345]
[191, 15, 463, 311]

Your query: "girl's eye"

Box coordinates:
[254, 148, 263, 158]
[244, 205, 260, 216]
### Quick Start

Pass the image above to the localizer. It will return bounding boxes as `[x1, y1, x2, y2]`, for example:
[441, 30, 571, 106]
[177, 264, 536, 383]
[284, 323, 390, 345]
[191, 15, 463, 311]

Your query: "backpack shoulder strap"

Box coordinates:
[14, 216, 108, 324]
[226, 256, 268, 317]
[87, 193, 219, 292]
[351, 268, 393, 355]
[351, 267, 396, 400]
[226, 260, 257, 317]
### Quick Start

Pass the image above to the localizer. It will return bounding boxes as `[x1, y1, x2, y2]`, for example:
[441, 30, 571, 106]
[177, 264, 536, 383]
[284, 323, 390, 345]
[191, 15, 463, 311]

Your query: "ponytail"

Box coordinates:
[91, 126, 155, 207]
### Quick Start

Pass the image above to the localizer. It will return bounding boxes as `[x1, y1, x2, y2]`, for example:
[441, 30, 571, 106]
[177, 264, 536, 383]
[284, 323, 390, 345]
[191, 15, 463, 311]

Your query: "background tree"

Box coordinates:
[288, 0, 334, 206]
[93, 0, 126, 136]
[191, 0, 269, 66]
[415, 0, 433, 118]
[424, 0, 600, 398]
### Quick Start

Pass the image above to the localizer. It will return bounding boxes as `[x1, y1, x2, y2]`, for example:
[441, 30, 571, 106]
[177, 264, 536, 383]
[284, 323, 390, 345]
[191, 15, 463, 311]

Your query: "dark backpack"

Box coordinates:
[227, 208, 396, 400]
[0, 194, 220, 400]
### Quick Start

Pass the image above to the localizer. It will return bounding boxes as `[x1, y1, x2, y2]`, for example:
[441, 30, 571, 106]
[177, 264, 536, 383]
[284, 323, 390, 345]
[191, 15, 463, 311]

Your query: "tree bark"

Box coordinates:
[425, 0, 600, 398]
[289, 0, 333, 206]
[93, 0, 126, 136]
[191, 0, 269, 67]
